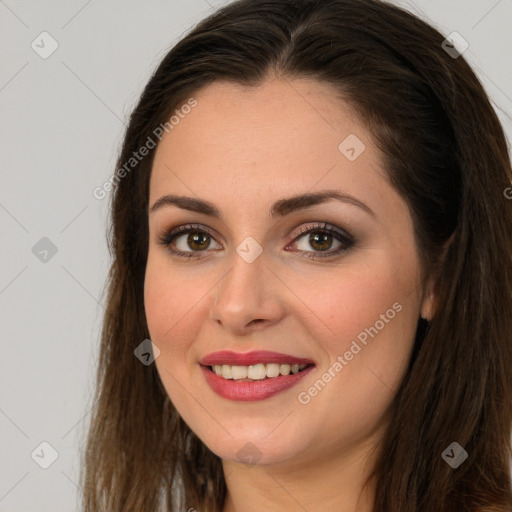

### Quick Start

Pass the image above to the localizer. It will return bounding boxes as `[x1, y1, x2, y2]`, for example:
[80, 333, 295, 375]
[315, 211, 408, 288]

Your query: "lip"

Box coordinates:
[199, 350, 315, 366]
[200, 364, 315, 401]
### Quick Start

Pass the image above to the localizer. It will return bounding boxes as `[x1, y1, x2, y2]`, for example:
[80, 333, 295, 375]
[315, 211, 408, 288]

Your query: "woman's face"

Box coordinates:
[144, 77, 435, 468]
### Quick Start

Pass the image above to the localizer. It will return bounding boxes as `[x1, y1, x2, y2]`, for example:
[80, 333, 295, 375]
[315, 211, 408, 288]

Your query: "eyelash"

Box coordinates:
[157, 222, 355, 260]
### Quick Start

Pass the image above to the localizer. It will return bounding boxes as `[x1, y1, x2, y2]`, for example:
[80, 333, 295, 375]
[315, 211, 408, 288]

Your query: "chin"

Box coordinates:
[195, 423, 311, 467]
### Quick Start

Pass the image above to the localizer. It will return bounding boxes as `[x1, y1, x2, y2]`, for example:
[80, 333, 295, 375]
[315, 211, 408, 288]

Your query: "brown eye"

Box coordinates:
[307, 232, 335, 251]
[170, 230, 221, 253]
[185, 232, 211, 251]
[158, 222, 354, 260]
[289, 224, 355, 259]
[158, 224, 221, 259]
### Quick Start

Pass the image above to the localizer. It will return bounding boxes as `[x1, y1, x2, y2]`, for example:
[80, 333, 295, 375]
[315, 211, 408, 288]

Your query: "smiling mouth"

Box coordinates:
[206, 363, 313, 381]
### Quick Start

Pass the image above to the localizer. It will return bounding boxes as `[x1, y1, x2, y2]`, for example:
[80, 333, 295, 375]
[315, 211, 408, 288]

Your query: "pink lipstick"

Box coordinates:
[199, 350, 315, 401]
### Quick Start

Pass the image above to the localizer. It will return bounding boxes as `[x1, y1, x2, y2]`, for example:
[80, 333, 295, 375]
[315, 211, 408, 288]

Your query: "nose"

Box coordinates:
[209, 246, 286, 335]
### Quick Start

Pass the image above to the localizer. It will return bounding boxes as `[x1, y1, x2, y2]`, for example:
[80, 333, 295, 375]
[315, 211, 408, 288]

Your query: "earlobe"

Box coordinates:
[418, 255, 440, 322]
[420, 285, 436, 322]
[419, 232, 455, 321]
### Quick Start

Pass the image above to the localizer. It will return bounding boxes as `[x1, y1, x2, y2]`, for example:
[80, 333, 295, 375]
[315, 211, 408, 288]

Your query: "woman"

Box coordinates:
[80, 0, 512, 510]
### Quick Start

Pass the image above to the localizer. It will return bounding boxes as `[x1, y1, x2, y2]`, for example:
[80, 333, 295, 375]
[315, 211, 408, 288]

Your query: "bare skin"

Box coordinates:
[144, 76, 437, 512]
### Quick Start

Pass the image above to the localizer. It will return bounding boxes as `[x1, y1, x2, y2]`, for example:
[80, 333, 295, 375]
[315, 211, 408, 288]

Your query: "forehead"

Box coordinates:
[149, 77, 392, 219]
[153, 77, 365, 167]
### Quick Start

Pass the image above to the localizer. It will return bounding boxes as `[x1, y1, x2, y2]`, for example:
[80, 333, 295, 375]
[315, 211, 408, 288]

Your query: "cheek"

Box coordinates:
[304, 255, 421, 408]
[298, 254, 421, 420]
[313, 259, 416, 349]
[144, 255, 198, 354]
[143, 254, 223, 439]
[144, 264, 172, 344]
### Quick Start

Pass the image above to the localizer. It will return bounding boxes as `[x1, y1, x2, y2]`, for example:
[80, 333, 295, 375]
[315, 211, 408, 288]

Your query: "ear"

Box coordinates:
[419, 233, 455, 321]
[419, 273, 437, 321]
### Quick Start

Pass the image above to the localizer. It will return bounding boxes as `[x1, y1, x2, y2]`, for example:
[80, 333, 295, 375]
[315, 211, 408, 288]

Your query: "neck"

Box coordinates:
[221, 432, 382, 512]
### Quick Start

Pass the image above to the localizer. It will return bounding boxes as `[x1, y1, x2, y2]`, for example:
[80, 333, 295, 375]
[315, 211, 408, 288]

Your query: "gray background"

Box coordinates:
[1, 1, 511, 510]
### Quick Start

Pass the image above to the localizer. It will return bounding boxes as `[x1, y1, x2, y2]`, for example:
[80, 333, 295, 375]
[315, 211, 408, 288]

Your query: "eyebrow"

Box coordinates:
[149, 190, 375, 218]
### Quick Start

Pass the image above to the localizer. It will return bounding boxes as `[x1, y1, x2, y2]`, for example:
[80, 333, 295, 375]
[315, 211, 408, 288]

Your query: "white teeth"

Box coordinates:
[266, 363, 280, 378]
[279, 364, 291, 376]
[211, 363, 308, 379]
[221, 364, 232, 379]
[247, 364, 267, 380]
[231, 365, 248, 380]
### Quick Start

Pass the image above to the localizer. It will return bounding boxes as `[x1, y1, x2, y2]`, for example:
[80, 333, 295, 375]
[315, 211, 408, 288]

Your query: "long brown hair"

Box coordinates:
[79, 0, 512, 510]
